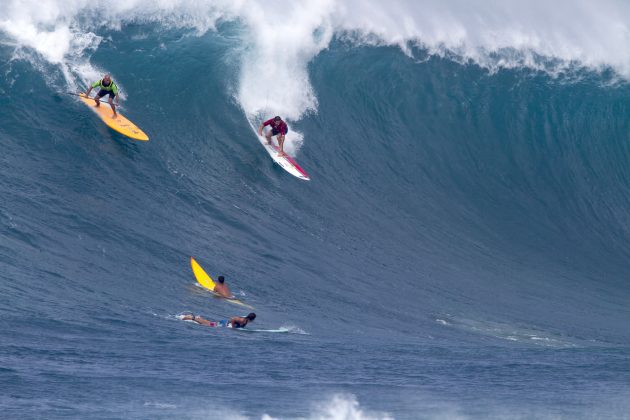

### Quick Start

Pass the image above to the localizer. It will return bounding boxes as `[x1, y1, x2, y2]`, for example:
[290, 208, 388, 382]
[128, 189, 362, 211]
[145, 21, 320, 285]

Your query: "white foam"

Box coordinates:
[236, 1, 334, 120]
[262, 394, 393, 420]
[279, 324, 309, 335]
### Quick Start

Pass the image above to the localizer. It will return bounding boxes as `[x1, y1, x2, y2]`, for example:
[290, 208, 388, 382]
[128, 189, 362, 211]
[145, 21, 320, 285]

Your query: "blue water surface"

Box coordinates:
[1, 26, 629, 419]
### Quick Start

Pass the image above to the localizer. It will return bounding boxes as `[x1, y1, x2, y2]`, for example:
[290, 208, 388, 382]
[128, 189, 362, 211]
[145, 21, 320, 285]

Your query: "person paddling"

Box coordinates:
[182, 313, 256, 329]
[84, 74, 120, 117]
[258, 116, 288, 156]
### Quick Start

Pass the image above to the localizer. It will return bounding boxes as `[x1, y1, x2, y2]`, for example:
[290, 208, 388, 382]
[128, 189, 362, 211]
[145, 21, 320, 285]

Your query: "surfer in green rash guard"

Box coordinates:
[84, 74, 120, 117]
[182, 313, 256, 328]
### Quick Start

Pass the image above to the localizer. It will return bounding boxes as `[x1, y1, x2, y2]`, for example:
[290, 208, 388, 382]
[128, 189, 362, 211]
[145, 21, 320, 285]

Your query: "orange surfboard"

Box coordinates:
[79, 94, 149, 141]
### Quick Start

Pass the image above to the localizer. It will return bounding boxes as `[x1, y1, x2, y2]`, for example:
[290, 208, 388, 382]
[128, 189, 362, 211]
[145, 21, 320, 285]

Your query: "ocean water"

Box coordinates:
[1, 1, 630, 419]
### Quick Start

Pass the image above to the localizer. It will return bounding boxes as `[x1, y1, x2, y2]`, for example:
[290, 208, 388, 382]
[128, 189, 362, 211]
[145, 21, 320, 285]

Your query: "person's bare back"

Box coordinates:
[229, 315, 255, 328]
[213, 275, 233, 298]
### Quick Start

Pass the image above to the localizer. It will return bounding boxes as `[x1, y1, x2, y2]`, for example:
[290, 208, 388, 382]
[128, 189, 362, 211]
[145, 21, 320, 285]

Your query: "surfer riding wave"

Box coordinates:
[258, 116, 288, 156]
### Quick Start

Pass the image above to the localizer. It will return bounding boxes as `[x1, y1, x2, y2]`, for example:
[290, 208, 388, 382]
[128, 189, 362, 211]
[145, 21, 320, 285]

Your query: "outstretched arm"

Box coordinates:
[86, 80, 99, 97]
[258, 123, 265, 136]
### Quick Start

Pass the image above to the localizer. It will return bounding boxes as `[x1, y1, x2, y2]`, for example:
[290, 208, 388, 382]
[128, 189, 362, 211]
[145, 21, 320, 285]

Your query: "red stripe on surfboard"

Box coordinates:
[269, 143, 310, 180]
[283, 155, 310, 179]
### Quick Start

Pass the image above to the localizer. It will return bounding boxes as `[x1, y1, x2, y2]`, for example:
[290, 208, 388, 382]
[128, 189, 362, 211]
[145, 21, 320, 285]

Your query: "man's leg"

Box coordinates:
[108, 96, 117, 117]
[278, 134, 286, 155]
[182, 314, 216, 327]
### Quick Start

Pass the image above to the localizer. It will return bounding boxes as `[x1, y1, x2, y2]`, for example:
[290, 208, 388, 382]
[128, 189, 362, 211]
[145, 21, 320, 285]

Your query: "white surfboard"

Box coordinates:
[249, 120, 310, 181]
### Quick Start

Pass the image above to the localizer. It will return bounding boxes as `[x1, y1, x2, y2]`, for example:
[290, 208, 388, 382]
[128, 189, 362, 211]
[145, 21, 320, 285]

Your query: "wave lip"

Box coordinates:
[5, 1, 630, 114]
[3, 0, 630, 157]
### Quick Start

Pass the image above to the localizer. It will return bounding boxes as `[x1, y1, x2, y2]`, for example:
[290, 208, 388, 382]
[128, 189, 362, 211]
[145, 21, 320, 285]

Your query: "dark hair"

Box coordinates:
[273, 116, 281, 121]
[246, 313, 256, 321]
[218, 276, 225, 283]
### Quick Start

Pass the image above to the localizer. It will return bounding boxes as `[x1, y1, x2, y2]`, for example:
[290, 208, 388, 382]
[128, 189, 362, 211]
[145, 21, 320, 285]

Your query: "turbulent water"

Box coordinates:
[1, 1, 630, 419]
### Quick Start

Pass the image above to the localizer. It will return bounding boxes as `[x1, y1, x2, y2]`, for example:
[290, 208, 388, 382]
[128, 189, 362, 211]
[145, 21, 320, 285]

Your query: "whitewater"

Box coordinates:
[1, 1, 630, 419]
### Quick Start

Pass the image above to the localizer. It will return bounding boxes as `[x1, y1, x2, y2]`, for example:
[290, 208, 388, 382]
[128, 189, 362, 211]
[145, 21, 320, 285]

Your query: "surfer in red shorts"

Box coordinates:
[182, 313, 256, 328]
[258, 116, 288, 156]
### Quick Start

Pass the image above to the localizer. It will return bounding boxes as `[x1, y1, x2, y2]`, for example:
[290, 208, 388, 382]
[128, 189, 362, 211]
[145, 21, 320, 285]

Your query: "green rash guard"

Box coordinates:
[91, 79, 119, 95]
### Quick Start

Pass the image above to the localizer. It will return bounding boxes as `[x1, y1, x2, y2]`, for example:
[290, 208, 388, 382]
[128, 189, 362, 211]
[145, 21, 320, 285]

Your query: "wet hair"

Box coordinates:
[246, 313, 256, 321]
[273, 116, 281, 121]
[218, 276, 225, 284]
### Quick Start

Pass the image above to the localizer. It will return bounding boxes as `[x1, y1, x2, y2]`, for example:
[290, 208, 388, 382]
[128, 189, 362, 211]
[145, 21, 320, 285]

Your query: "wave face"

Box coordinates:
[2, 2, 630, 418]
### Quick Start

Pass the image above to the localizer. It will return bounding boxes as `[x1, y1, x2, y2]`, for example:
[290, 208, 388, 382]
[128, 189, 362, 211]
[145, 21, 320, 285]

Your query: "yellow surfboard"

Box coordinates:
[79, 94, 149, 141]
[190, 257, 254, 309]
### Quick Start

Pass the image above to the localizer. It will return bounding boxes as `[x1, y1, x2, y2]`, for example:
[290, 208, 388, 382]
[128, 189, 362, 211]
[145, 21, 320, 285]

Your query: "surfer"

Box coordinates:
[258, 116, 288, 156]
[183, 313, 256, 329]
[84, 74, 120, 117]
[213, 276, 233, 298]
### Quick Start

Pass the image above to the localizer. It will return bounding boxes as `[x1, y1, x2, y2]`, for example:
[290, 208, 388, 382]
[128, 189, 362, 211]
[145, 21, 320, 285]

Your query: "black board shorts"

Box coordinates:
[97, 89, 116, 99]
[272, 126, 288, 136]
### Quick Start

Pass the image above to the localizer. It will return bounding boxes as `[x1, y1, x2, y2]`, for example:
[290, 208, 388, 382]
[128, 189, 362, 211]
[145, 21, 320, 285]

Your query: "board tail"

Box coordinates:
[190, 257, 216, 291]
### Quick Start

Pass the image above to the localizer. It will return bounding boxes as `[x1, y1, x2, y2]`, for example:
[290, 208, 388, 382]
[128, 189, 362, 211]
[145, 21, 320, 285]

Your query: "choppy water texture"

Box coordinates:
[1, 2, 630, 419]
